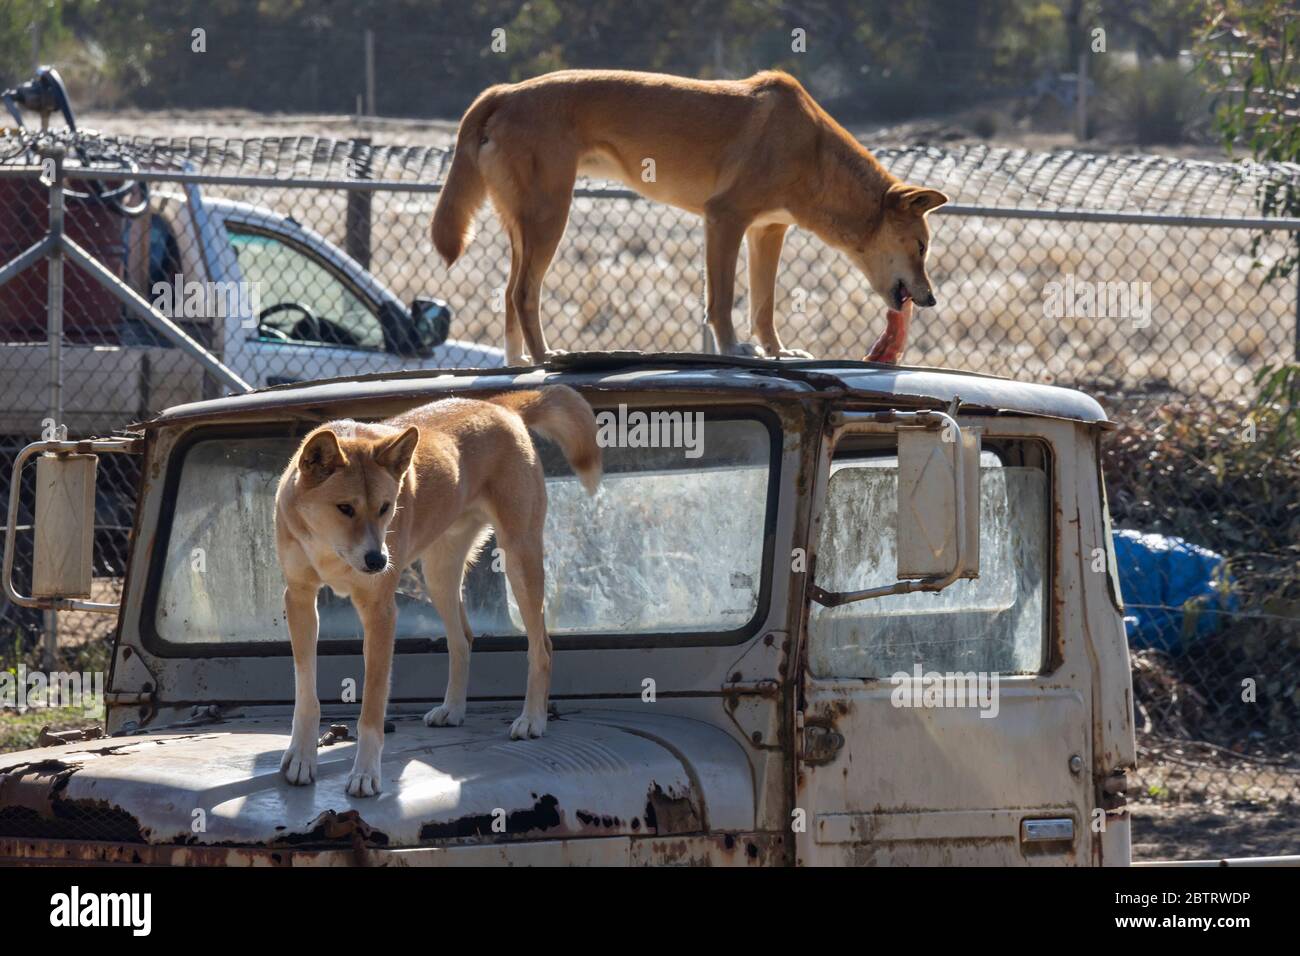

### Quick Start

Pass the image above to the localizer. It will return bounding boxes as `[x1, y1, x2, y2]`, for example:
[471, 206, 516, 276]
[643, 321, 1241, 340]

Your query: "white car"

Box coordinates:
[143, 185, 503, 387]
[0, 185, 502, 438]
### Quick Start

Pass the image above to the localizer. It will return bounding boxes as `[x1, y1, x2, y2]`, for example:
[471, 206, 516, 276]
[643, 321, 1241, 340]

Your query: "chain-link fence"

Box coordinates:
[1, 130, 1298, 856]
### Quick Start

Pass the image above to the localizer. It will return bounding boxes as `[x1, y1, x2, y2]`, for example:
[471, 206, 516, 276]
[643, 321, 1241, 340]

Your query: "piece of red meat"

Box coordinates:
[864, 299, 912, 364]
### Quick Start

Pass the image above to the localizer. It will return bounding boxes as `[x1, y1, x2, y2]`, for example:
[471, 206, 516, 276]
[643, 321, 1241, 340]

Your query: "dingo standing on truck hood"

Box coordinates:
[274, 387, 601, 797]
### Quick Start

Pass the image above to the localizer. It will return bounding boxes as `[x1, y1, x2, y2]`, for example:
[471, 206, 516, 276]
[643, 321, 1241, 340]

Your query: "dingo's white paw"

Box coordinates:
[725, 342, 764, 358]
[509, 711, 547, 740]
[280, 742, 317, 786]
[776, 347, 814, 359]
[423, 703, 465, 727]
[346, 765, 382, 798]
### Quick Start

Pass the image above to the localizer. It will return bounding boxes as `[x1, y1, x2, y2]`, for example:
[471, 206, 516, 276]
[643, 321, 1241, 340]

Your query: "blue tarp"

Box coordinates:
[1112, 529, 1238, 653]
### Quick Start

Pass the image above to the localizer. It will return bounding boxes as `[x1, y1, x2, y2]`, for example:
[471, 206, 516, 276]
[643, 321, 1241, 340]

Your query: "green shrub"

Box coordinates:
[1097, 59, 1212, 145]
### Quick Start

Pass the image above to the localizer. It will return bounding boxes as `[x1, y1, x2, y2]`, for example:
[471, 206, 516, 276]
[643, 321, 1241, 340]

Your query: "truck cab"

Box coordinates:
[0, 355, 1136, 866]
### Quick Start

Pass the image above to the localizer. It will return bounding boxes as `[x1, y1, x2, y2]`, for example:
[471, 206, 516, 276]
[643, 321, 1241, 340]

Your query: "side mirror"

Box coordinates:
[3, 438, 137, 614]
[32, 453, 97, 599]
[897, 424, 981, 582]
[410, 298, 452, 355]
[808, 409, 981, 609]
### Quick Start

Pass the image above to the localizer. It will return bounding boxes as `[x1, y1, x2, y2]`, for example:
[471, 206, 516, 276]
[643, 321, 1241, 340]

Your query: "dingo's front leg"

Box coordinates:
[281, 584, 321, 785]
[746, 223, 812, 358]
[704, 207, 755, 357]
[348, 595, 397, 797]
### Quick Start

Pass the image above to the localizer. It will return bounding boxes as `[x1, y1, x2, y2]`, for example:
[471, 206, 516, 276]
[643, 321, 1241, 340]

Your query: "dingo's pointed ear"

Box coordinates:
[299, 429, 346, 485]
[375, 426, 419, 480]
[887, 183, 949, 214]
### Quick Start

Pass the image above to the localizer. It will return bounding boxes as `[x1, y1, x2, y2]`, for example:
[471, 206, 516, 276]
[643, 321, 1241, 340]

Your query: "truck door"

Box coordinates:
[795, 414, 1096, 866]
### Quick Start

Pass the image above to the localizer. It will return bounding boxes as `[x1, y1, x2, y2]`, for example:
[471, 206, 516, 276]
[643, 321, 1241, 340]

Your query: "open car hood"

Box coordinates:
[0, 708, 755, 849]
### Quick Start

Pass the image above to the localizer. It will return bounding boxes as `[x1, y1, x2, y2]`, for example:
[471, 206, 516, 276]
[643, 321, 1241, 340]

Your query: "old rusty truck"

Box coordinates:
[0, 354, 1136, 866]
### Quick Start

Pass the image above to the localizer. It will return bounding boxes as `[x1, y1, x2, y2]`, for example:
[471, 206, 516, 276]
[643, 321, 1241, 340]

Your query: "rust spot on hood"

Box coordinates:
[644, 783, 701, 835]
[575, 811, 623, 829]
[418, 794, 561, 842]
[0, 760, 150, 844]
[0, 759, 80, 807]
[279, 808, 389, 849]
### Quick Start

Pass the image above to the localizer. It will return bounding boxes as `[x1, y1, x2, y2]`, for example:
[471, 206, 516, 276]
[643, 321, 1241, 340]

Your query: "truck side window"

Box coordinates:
[809, 443, 1049, 678]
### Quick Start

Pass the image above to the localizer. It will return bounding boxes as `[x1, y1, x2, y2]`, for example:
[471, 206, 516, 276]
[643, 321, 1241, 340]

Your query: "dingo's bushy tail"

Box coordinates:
[492, 387, 602, 494]
[431, 90, 500, 264]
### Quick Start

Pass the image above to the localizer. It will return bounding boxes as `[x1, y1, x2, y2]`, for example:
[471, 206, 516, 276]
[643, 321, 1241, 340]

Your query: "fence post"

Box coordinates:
[346, 139, 372, 269]
[42, 142, 64, 670]
[1076, 52, 1088, 142]
[365, 29, 376, 117]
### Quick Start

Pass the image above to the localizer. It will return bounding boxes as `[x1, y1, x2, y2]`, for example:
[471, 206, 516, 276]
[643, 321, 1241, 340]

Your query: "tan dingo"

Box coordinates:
[275, 387, 601, 797]
[431, 68, 948, 365]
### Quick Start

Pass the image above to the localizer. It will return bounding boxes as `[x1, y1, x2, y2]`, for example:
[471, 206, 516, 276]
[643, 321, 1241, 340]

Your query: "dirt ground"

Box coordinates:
[1131, 800, 1300, 861]
[1129, 739, 1299, 861]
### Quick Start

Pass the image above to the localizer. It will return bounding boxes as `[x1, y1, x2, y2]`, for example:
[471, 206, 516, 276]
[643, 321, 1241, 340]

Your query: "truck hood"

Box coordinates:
[0, 707, 755, 849]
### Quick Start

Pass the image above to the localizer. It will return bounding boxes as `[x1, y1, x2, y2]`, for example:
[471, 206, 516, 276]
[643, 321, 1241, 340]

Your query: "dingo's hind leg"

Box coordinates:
[747, 223, 809, 358]
[421, 518, 493, 729]
[491, 498, 551, 739]
[503, 227, 527, 365]
[511, 161, 577, 364]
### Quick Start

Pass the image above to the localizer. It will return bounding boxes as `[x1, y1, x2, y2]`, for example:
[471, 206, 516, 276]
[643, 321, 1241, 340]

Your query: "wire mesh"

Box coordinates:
[0, 130, 1296, 855]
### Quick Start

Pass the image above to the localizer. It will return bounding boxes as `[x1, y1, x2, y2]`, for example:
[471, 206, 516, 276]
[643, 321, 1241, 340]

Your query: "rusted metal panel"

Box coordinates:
[0, 832, 784, 866]
[0, 709, 753, 850]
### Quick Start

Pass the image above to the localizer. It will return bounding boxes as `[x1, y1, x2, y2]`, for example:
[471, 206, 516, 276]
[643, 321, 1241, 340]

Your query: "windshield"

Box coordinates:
[150, 413, 774, 649]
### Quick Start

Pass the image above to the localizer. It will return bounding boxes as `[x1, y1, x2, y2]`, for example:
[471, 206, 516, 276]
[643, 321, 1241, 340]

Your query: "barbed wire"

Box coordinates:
[4, 130, 1299, 220]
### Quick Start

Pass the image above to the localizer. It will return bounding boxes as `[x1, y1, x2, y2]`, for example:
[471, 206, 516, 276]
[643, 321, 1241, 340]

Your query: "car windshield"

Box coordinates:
[151, 412, 774, 648]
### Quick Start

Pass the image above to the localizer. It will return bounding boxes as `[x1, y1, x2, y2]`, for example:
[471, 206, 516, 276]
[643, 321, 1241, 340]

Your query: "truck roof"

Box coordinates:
[148, 353, 1109, 427]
